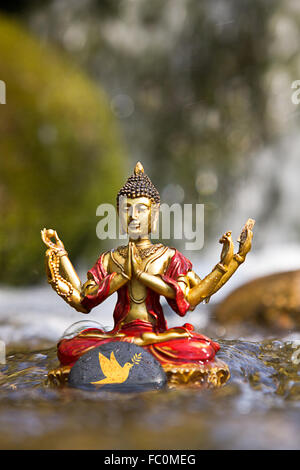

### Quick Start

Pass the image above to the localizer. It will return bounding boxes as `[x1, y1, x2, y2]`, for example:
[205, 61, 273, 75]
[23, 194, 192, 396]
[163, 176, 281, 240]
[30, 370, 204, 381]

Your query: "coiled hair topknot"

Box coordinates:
[117, 162, 160, 210]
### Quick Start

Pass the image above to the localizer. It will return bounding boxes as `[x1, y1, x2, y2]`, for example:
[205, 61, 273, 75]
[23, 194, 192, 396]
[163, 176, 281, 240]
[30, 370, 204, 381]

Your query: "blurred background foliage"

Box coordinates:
[0, 14, 126, 285]
[1, 0, 300, 285]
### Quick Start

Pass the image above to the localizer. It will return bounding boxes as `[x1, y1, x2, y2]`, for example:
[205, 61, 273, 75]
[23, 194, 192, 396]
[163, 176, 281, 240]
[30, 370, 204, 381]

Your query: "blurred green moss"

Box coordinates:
[0, 15, 127, 285]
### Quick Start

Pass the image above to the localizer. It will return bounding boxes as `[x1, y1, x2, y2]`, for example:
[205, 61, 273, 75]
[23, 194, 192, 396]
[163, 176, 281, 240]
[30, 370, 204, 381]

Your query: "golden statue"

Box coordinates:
[41, 162, 254, 387]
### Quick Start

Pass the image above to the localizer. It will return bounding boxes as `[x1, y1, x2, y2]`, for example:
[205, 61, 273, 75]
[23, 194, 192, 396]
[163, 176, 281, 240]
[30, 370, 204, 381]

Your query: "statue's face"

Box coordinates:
[119, 196, 159, 239]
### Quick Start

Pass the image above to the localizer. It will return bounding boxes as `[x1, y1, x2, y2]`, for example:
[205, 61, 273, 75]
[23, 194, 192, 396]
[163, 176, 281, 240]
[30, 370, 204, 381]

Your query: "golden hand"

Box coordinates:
[237, 218, 255, 259]
[41, 228, 87, 312]
[41, 228, 67, 255]
[219, 231, 234, 267]
[200, 218, 255, 302]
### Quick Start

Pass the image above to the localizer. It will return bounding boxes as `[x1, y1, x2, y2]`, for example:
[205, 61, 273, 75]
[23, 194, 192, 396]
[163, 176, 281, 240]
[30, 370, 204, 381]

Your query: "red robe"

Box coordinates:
[58, 250, 220, 367]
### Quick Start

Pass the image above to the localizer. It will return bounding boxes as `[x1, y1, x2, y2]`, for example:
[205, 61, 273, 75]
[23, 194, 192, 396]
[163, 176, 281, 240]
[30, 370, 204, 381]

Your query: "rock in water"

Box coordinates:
[214, 270, 300, 329]
[68, 341, 167, 392]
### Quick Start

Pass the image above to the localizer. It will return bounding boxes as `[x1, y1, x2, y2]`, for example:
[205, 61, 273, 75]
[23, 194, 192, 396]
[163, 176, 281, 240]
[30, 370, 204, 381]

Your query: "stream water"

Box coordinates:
[0, 335, 299, 450]
[0, 275, 299, 449]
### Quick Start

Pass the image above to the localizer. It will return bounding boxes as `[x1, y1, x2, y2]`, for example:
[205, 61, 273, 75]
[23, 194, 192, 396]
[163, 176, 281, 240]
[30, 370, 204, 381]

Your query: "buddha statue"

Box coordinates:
[41, 162, 254, 387]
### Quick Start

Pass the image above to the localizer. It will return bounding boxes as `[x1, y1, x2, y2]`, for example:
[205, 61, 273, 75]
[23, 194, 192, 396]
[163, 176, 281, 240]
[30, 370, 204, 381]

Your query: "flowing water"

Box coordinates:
[0, 335, 299, 450]
[0, 282, 299, 450]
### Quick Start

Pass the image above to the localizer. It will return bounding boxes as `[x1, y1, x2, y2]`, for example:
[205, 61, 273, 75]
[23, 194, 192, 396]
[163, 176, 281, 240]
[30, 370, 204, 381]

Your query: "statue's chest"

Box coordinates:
[108, 246, 172, 305]
[109, 246, 171, 276]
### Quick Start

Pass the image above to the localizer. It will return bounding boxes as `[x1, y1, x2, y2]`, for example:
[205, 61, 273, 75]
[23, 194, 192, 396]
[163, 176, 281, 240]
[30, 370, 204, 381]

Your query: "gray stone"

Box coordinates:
[68, 341, 167, 392]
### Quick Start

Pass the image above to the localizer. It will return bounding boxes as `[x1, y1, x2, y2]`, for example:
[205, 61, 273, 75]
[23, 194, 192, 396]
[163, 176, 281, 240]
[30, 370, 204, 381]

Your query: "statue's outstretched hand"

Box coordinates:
[219, 231, 234, 267]
[41, 228, 66, 254]
[237, 218, 255, 258]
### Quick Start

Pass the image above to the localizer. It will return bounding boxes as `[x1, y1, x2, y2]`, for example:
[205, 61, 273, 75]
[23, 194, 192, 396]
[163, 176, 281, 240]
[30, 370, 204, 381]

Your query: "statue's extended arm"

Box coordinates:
[136, 272, 176, 299]
[207, 219, 254, 298]
[130, 241, 226, 302]
[187, 219, 255, 307]
[41, 229, 86, 312]
[81, 257, 130, 299]
[129, 220, 254, 308]
[41, 229, 130, 313]
[81, 273, 128, 297]
[130, 231, 235, 302]
[131, 234, 233, 307]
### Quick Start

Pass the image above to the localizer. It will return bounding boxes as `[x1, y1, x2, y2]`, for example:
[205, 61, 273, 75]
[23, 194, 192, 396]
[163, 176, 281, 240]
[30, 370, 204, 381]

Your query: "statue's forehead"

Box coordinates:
[121, 197, 152, 207]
